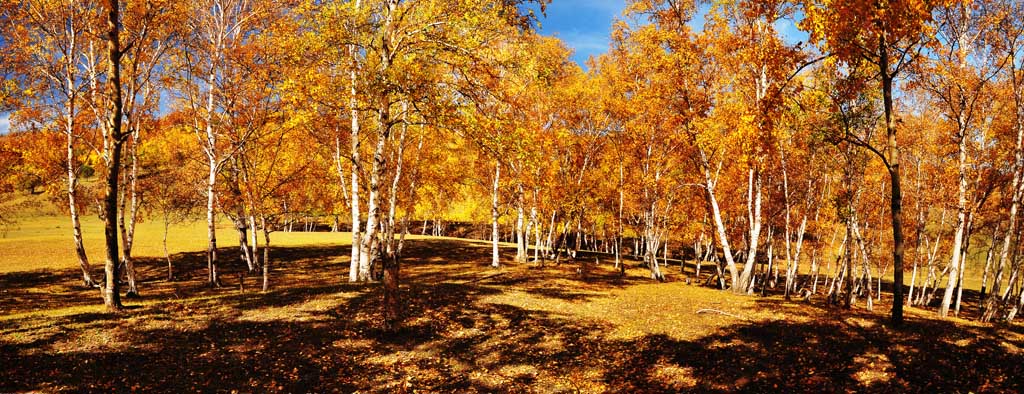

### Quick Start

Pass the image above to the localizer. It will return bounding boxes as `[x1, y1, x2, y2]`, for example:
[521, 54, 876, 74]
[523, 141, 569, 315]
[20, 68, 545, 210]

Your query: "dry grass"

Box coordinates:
[1, 216, 1023, 393]
[0, 213, 356, 273]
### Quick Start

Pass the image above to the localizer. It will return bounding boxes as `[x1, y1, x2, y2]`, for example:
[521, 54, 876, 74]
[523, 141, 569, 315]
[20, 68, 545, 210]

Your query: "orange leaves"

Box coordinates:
[801, 0, 946, 68]
[691, 1, 809, 164]
[626, 0, 698, 30]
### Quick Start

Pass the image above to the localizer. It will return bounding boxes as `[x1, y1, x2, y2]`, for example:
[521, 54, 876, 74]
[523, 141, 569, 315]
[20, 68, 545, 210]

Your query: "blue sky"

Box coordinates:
[534, 0, 626, 67]
[0, 3, 807, 134]
[0, 2, 629, 135]
[2, 0, 624, 134]
[535, 1, 808, 68]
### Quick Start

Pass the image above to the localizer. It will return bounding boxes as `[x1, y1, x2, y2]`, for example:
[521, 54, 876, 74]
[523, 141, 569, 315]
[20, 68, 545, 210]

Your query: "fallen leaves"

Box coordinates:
[1, 239, 1023, 393]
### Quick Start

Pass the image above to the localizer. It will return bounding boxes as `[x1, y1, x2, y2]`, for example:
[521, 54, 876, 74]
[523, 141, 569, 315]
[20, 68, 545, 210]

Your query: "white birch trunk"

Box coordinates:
[981, 224, 999, 297]
[534, 219, 543, 262]
[701, 152, 739, 289]
[491, 161, 501, 268]
[359, 119, 386, 281]
[66, 105, 93, 286]
[347, 0, 363, 282]
[740, 168, 763, 294]
[384, 104, 408, 260]
[205, 152, 218, 286]
[939, 129, 969, 317]
[515, 184, 526, 263]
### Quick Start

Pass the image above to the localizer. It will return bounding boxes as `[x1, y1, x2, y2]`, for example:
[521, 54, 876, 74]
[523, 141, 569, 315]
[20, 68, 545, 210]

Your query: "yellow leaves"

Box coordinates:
[737, 114, 758, 139]
[625, 0, 654, 15]
[799, 2, 832, 45]
[802, 0, 941, 66]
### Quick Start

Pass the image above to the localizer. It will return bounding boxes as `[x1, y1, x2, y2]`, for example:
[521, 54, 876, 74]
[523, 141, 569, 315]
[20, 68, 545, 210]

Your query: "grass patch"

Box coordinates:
[0, 214, 346, 273]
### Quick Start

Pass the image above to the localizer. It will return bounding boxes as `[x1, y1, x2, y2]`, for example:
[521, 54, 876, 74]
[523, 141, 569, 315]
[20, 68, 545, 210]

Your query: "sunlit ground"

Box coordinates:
[2, 225, 1022, 392]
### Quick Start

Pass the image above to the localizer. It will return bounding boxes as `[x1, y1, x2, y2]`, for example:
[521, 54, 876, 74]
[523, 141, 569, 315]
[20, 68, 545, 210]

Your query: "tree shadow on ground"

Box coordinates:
[2, 239, 1023, 393]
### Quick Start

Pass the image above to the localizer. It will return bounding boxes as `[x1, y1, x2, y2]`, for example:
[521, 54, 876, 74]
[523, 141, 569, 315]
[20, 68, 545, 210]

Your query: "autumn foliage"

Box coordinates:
[3, 0, 1024, 362]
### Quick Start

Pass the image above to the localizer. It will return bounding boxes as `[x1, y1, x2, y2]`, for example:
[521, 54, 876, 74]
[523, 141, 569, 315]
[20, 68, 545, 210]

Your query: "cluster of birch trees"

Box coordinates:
[5, 0, 1024, 327]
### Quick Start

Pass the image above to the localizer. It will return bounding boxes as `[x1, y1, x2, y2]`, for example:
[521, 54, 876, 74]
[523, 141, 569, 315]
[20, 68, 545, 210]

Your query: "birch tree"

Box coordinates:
[173, 0, 273, 286]
[917, 0, 1004, 317]
[802, 0, 949, 326]
[3, 0, 99, 287]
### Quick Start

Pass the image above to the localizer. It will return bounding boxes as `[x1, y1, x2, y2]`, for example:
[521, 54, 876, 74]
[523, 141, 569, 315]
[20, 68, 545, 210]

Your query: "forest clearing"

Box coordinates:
[6, 0, 1024, 392]
[2, 215, 1023, 393]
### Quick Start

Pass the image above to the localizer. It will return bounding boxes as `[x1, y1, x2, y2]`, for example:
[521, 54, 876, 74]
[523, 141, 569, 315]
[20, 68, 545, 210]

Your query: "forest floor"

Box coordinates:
[2, 236, 1024, 393]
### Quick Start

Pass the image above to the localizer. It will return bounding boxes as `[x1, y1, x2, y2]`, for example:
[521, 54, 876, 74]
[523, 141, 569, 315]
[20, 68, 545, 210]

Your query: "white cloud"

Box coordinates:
[0, 113, 9, 135]
[559, 30, 611, 53]
[774, 17, 808, 46]
[535, 0, 625, 66]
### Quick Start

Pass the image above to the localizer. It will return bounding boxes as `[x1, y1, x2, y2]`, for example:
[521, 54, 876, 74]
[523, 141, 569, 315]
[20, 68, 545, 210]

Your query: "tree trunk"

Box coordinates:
[645, 228, 664, 281]
[67, 158, 93, 286]
[491, 161, 501, 268]
[811, 249, 820, 294]
[532, 206, 541, 263]
[164, 214, 173, 281]
[701, 153, 739, 290]
[262, 221, 270, 292]
[787, 216, 807, 299]
[844, 214, 854, 309]
[983, 119, 1024, 321]
[616, 164, 624, 269]
[60, 25, 93, 288]
[852, 217, 874, 311]
[546, 211, 556, 263]
[205, 142, 219, 286]
[347, 0, 363, 283]
[382, 116, 425, 329]
[916, 209, 946, 306]
[694, 239, 703, 277]
[939, 127, 969, 317]
[910, 158, 924, 304]
[739, 168, 763, 294]
[908, 261, 918, 305]
[383, 243, 400, 330]
[573, 214, 582, 259]
[102, 140, 124, 311]
[954, 212, 974, 316]
[101, 0, 124, 311]
[826, 233, 845, 302]
[119, 129, 141, 297]
[880, 33, 906, 326]
[383, 101, 411, 267]
[981, 224, 999, 298]
[249, 215, 259, 267]
[510, 185, 524, 263]
[783, 158, 793, 300]
[515, 184, 526, 263]
[763, 230, 773, 296]
[236, 218, 253, 271]
[358, 91, 392, 282]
